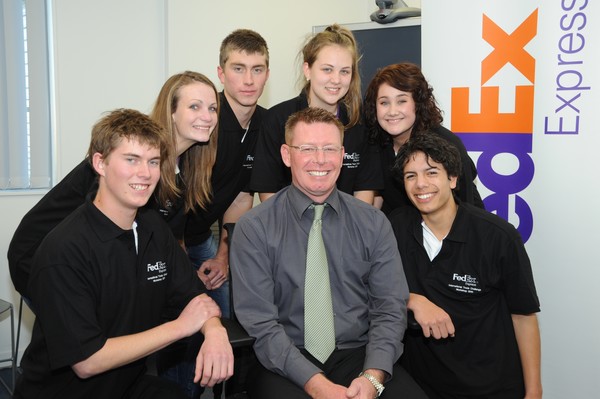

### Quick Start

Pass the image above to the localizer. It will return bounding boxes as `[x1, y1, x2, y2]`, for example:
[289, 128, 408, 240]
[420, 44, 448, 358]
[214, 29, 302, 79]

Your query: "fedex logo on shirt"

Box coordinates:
[343, 152, 360, 169]
[147, 261, 167, 283]
[451, 9, 538, 242]
[243, 154, 254, 170]
[449, 273, 481, 294]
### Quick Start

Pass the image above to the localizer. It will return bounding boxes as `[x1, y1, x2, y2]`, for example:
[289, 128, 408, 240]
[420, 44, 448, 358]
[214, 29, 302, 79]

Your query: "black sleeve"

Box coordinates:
[249, 109, 290, 193]
[7, 160, 97, 298]
[352, 134, 385, 192]
[163, 230, 205, 321]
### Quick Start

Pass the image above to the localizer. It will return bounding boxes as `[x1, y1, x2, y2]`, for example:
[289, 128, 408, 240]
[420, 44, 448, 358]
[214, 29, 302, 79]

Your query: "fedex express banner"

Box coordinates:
[421, 0, 594, 243]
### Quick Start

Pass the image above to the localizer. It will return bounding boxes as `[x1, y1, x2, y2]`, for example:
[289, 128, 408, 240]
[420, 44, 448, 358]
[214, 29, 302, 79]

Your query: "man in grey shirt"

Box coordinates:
[230, 107, 427, 399]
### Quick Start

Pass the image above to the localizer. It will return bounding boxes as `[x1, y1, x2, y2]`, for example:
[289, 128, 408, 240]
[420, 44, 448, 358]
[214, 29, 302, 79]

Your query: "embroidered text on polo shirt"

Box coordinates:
[448, 273, 482, 294]
[343, 152, 360, 169]
[147, 261, 167, 283]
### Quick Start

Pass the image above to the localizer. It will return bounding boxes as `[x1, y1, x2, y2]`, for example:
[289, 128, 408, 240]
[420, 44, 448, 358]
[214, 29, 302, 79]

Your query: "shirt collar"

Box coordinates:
[83, 198, 133, 243]
[287, 184, 341, 220]
[445, 202, 469, 243]
[412, 200, 469, 244]
[298, 90, 349, 125]
[219, 91, 264, 132]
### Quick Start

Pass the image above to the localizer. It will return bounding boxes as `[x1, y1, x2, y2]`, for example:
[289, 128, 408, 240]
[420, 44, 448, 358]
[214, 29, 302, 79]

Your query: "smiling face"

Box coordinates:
[281, 120, 344, 203]
[376, 83, 417, 147]
[218, 49, 269, 110]
[303, 44, 352, 114]
[171, 81, 218, 155]
[403, 151, 457, 221]
[93, 138, 161, 226]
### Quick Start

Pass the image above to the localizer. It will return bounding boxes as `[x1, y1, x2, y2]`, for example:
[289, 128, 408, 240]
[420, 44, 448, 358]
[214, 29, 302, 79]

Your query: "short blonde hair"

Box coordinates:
[285, 107, 344, 144]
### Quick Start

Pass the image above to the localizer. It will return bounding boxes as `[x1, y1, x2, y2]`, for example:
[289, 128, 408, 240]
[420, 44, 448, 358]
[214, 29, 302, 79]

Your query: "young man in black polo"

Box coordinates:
[14, 109, 233, 399]
[184, 29, 270, 315]
[389, 133, 542, 399]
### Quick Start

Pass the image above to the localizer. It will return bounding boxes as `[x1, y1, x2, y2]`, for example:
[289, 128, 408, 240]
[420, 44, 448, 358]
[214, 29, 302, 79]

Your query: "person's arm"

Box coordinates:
[363, 217, 407, 375]
[249, 107, 288, 196]
[72, 294, 222, 379]
[198, 191, 254, 290]
[258, 192, 275, 203]
[345, 368, 385, 399]
[373, 194, 383, 210]
[8, 160, 96, 298]
[408, 293, 456, 339]
[511, 313, 542, 399]
[353, 190, 375, 205]
[347, 128, 384, 206]
[194, 317, 235, 387]
[304, 373, 347, 399]
[304, 370, 385, 399]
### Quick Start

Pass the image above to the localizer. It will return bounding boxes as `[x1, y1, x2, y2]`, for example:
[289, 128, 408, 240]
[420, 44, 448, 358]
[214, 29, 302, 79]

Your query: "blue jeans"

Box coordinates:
[157, 333, 206, 399]
[187, 234, 231, 319]
[158, 234, 228, 398]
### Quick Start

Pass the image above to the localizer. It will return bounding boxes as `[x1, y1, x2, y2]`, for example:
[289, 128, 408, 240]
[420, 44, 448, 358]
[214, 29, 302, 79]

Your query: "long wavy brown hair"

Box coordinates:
[364, 63, 442, 147]
[149, 71, 219, 212]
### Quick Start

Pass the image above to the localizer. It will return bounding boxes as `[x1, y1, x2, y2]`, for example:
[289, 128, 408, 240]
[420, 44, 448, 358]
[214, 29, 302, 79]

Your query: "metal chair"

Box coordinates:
[222, 223, 256, 398]
[0, 298, 16, 395]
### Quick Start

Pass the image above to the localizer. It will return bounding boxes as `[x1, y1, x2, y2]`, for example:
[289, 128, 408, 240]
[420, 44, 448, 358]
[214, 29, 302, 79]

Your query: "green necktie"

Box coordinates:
[304, 204, 335, 363]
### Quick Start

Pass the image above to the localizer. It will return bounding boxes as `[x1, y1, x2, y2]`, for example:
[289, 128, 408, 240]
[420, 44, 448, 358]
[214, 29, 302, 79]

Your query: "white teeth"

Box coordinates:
[130, 184, 149, 191]
[308, 171, 328, 176]
[416, 193, 433, 199]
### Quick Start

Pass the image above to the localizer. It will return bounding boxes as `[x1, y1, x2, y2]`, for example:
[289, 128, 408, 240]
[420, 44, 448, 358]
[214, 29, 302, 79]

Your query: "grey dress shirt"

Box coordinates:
[231, 185, 409, 387]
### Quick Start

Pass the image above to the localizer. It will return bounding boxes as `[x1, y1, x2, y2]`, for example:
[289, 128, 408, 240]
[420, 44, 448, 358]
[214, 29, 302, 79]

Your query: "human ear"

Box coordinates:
[302, 62, 311, 81]
[281, 144, 292, 167]
[92, 153, 106, 176]
[449, 175, 458, 190]
[217, 65, 225, 84]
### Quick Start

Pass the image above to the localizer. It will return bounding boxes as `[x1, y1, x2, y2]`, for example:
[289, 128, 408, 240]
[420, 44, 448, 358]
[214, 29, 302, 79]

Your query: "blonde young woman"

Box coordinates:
[148, 71, 219, 239]
[8, 71, 219, 298]
[250, 24, 382, 204]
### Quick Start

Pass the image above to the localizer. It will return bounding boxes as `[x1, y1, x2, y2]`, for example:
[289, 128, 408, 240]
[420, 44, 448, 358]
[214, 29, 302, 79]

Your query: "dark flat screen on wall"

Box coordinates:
[353, 24, 421, 95]
[315, 21, 422, 96]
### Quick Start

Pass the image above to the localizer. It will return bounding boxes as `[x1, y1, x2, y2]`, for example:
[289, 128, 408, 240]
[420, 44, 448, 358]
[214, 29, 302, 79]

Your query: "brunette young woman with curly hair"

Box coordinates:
[364, 62, 483, 214]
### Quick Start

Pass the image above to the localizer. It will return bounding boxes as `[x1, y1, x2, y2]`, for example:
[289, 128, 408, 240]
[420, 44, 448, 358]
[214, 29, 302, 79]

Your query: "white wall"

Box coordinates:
[0, 0, 420, 370]
[166, 0, 373, 106]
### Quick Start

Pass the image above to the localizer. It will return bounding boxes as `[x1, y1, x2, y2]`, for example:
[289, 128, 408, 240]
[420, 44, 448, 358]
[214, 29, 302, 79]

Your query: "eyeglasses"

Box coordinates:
[288, 145, 342, 155]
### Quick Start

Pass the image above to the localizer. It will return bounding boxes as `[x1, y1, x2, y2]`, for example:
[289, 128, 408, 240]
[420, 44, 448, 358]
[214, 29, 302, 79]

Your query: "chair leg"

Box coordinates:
[11, 302, 16, 394]
[15, 296, 23, 372]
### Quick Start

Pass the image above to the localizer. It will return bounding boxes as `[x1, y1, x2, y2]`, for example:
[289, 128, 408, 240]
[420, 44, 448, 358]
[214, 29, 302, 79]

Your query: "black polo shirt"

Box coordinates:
[9, 159, 189, 298]
[379, 125, 483, 215]
[249, 91, 383, 195]
[389, 203, 540, 398]
[184, 92, 265, 246]
[15, 200, 201, 399]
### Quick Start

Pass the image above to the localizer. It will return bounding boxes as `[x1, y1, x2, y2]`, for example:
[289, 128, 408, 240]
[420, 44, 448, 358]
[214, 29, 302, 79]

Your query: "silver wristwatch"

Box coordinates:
[359, 371, 385, 397]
